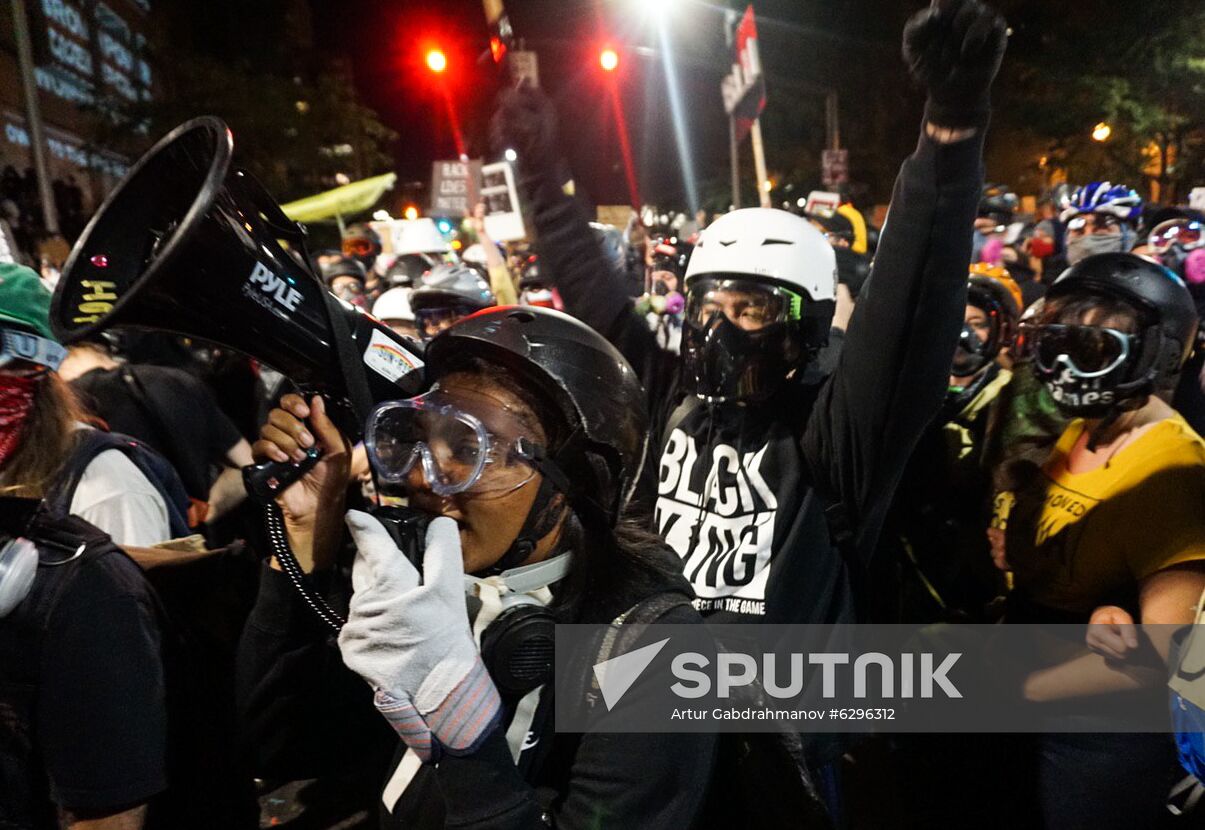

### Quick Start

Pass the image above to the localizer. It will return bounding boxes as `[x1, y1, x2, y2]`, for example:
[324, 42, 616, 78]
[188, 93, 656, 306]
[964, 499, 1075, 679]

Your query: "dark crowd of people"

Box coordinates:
[3, 1, 1205, 828]
[0, 166, 88, 269]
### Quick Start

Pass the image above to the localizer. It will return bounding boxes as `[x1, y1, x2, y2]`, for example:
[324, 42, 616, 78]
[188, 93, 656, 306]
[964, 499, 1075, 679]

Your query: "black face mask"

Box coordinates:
[681, 313, 804, 403]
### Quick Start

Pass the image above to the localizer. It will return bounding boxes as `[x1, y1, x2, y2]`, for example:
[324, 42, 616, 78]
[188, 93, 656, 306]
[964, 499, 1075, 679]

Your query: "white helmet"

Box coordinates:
[461, 243, 487, 266]
[685, 208, 837, 302]
[372, 287, 414, 323]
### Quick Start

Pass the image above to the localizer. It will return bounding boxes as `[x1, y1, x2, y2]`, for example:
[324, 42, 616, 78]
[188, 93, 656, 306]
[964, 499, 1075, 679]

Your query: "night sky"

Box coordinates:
[312, 0, 926, 210]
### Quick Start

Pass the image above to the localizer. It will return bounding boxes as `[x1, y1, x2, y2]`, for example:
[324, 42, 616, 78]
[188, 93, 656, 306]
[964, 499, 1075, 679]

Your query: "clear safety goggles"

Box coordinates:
[1022, 323, 1135, 378]
[364, 388, 543, 497]
[1148, 219, 1203, 255]
[0, 329, 65, 371]
[685, 278, 804, 332]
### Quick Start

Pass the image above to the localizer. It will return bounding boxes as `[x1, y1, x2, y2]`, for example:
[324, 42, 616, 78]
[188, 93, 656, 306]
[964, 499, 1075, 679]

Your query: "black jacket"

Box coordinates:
[236, 543, 717, 829]
[523, 128, 984, 625]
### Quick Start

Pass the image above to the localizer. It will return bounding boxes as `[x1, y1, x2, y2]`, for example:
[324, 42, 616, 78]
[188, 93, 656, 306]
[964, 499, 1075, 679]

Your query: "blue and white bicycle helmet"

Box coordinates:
[1060, 182, 1143, 224]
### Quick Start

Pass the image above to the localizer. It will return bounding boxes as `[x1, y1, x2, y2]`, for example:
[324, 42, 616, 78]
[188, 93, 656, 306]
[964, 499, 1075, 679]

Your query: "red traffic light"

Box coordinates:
[599, 48, 619, 72]
[426, 49, 448, 73]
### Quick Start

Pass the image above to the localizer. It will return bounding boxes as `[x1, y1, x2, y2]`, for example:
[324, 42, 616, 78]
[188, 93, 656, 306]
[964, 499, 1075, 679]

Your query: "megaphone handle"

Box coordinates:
[243, 448, 322, 505]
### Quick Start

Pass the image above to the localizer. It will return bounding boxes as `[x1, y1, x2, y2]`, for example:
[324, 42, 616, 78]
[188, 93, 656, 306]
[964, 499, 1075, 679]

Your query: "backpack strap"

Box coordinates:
[116, 367, 210, 525]
[582, 591, 693, 712]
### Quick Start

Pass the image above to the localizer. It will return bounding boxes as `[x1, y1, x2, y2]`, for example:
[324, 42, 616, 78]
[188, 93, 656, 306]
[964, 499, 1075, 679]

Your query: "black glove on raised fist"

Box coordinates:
[490, 85, 562, 185]
[902, 0, 1008, 129]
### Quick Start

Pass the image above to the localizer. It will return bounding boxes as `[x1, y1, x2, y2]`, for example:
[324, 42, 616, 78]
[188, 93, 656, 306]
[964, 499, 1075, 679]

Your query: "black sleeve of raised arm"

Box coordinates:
[234, 562, 395, 779]
[522, 178, 678, 407]
[803, 126, 985, 563]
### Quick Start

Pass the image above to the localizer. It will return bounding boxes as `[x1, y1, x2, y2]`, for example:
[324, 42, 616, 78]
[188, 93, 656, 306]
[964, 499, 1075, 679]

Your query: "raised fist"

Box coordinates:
[902, 0, 1008, 129]
[490, 85, 562, 177]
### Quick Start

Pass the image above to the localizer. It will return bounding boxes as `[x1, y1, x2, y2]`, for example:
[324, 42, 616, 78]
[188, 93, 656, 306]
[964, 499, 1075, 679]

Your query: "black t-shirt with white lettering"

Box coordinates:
[535, 127, 987, 625]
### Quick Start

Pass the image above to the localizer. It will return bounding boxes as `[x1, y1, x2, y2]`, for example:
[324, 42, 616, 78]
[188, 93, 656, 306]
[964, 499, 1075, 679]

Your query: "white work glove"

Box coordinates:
[338, 510, 501, 762]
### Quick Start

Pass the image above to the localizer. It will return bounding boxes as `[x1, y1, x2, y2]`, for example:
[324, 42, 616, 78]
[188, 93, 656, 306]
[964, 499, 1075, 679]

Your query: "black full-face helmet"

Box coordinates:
[1027, 252, 1198, 416]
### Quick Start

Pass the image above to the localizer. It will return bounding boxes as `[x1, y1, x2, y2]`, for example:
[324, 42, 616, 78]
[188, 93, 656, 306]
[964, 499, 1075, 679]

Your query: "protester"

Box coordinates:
[57, 336, 254, 528]
[372, 286, 419, 341]
[384, 252, 437, 289]
[467, 202, 519, 305]
[0, 505, 173, 829]
[0, 263, 236, 829]
[883, 264, 1023, 622]
[1060, 181, 1144, 266]
[0, 265, 185, 545]
[972, 183, 1018, 263]
[321, 255, 371, 308]
[491, 0, 1008, 642]
[240, 307, 719, 827]
[516, 256, 559, 309]
[409, 262, 496, 340]
[1147, 209, 1205, 434]
[990, 252, 1205, 828]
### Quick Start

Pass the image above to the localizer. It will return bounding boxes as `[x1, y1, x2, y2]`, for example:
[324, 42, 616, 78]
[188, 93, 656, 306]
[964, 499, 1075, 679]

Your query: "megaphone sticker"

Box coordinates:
[364, 328, 422, 384]
[72, 279, 119, 325]
[244, 261, 303, 313]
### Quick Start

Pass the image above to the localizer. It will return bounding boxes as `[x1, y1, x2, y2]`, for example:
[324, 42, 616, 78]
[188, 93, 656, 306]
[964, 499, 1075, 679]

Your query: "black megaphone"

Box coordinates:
[50, 117, 425, 499]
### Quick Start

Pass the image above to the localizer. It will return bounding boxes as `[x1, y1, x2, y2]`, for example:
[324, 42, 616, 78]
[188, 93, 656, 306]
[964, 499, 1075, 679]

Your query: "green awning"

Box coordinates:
[280, 173, 397, 223]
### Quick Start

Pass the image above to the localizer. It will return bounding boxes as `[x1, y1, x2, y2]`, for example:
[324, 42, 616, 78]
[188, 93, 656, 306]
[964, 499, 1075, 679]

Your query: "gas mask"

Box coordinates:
[0, 536, 38, 618]
[951, 309, 1000, 378]
[682, 278, 817, 402]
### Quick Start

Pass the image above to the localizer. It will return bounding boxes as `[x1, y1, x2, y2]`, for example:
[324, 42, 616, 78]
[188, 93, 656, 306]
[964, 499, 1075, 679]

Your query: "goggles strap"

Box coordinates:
[485, 429, 587, 576]
[1, 330, 66, 371]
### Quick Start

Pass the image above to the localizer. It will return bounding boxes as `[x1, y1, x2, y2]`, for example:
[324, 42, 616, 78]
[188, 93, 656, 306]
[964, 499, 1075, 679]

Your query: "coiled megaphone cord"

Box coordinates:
[264, 502, 345, 633]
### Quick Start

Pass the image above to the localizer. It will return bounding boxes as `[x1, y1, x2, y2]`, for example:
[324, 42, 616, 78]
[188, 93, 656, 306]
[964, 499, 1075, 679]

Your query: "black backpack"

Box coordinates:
[0, 512, 130, 829]
[44, 429, 192, 540]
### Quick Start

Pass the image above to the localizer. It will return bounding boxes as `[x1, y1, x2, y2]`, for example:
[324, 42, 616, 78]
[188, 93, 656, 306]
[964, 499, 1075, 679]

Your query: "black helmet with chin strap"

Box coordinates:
[1037, 252, 1197, 413]
[424, 307, 648, 564]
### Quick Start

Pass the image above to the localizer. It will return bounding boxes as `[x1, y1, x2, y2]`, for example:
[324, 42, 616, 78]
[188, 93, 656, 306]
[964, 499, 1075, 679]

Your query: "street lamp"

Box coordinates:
[426, 49, 447, 73]
[1092, 122, 1112, 142]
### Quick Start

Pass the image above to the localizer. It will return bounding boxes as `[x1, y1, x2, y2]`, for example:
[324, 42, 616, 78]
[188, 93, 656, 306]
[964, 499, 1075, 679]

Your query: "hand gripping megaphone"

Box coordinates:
[50, 117, 425, 500]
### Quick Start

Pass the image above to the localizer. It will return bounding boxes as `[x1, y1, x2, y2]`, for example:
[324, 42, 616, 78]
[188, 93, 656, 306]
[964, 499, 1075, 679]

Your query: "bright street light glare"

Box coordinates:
[1091, 121, 1112, 142]
[600, 48, 619, 72]
[504, 148, 518, 162]
[426, 49, 447, 73]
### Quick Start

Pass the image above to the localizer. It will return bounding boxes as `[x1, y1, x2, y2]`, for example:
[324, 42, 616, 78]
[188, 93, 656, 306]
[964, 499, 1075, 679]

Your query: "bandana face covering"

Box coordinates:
[0, 372, 41, 469]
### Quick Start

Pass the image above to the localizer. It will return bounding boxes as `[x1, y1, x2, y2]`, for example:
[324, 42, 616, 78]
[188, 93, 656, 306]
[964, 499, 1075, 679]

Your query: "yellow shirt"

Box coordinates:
[993, 413, 1205, 616]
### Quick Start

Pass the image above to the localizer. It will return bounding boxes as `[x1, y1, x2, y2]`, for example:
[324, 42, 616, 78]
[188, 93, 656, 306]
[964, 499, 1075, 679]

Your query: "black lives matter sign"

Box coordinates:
[429, 160, 482, 217]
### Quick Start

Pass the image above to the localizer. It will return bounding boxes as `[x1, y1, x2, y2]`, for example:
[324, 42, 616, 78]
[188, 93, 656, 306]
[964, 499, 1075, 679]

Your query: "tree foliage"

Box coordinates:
[994, 0, 1205, 201]
[96, 1, 396, 203]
